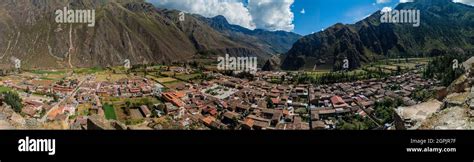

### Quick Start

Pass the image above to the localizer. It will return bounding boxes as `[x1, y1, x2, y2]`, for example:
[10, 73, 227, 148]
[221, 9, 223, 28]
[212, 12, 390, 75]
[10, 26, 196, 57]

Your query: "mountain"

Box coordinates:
[0, 0, 198, 69]
[157, 10, 294, 62]
[200, 15, 301, 55]
[0, 0, 300, 69]
[282, 0, 474, 71]
[262, 55, 282, 71]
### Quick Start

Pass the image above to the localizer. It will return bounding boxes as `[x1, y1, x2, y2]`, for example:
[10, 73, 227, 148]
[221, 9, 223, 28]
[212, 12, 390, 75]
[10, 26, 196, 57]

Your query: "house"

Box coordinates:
[360, 100, 375, 108]
[162, 92, 185, 107]
[221, 112, 240, 126]
[260, 109, 283, 126]
[21, 106, 38, 117]
[140, 105, 152, 118]
[209, 108, 218, 117]
[235, 104, 250, 113]
[330, 95, 349, 109]
[164, 102, 179, 114]
[53, 113, 67, 121]
[209, 120, 227, 130]
[24, 100, 43, 109]
[241, 118, 254, 130]
[310, 110, 320, 121]
[316, 108, 337, 119]
[311, 121, 326, 130]
[222, 111, 241, 122]
[47, 107, 65, 121]
[281, 95, 289, 103]
[201, 116, 216, 127]
[245, 115, 271, 130]
[294, 87, 308, 96]
[270, 98, 280, 106]
[356, 109, 367, 117]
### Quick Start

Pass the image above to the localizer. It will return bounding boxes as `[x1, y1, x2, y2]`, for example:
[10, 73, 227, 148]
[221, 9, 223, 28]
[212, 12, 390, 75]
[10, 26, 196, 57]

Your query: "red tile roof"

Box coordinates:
[330, 95, 345, 105]
[271, 98, 280, 104]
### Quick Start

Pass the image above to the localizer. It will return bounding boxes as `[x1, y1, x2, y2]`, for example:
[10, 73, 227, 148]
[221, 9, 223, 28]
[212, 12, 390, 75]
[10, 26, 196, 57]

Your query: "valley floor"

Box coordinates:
[0, 56, 471, 130]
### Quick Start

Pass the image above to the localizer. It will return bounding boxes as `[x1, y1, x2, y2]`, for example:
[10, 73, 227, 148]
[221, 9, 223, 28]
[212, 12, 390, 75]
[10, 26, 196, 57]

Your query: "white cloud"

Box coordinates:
[300, 8, 305, 14]
[247, 0, 295, 31]
[150, 0, 256, 29]
[399, 0, 414, 3]
[149, 0, 296, 32]
[453, 0, 474, 6]
[376, 0, 391, 4]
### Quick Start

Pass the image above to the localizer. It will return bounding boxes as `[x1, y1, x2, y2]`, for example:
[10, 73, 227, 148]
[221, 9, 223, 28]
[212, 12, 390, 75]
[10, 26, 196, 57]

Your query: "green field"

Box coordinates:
[102, 96, 161, 105]
[39, 77, 57, 81]
[103, 104, 117, 120]
[0, 86, 13, 93]
[73, 67, 105, 74]
[296, 58, 429, 84]
[175, 73, 202, 81]
[30, 70, 66, 75]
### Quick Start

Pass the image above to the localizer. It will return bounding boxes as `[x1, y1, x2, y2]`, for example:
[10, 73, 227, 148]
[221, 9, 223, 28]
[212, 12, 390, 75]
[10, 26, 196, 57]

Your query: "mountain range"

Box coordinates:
[0, 0, 301, 69]
[281, 0, 474, 71]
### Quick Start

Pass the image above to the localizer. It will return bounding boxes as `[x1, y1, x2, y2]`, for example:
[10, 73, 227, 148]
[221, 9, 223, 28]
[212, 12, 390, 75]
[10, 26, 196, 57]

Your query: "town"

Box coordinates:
[0, 56, 471, 130]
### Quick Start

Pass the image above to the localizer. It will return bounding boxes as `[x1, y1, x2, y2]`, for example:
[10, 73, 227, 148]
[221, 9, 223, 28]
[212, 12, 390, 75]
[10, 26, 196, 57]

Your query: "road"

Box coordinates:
[40, 75, 89, 124]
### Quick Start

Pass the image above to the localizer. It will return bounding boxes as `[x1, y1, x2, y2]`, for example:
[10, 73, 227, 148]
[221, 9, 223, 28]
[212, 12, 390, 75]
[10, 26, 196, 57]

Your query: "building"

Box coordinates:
[140, 105, 152, 118]
[330, 95, 349, 109]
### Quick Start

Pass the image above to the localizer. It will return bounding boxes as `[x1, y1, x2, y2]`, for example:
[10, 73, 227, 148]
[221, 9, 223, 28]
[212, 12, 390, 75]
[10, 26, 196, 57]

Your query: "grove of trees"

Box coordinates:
[2, 91, 23, 113]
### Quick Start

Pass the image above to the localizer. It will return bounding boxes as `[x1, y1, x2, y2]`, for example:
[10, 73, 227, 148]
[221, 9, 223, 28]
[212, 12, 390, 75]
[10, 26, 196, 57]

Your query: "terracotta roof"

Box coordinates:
[244, 118, 254, 127]
[162, 92, 185, 107]
[271, 98, 280, 104]
[48, 107, 64, 121]
[209, 109, 218, 116]
[201, 116, 216, 126]
[330, 96, 345, 104]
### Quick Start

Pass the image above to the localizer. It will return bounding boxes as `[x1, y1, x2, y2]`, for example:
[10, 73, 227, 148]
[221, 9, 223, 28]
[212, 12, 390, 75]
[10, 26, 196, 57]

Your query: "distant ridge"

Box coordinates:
[282, 0, 474, 71]
[0, 0, 300, 69]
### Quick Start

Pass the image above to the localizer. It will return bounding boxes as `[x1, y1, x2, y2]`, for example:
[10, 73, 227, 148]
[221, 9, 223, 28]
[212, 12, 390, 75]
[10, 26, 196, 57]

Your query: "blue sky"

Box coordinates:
[151, 0, 474, 36]
[292, 0, 400, 35]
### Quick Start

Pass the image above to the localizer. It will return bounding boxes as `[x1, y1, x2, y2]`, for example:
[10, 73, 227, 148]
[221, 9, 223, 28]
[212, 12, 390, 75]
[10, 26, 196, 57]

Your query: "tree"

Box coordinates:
[295, 108, 307, 115]
[124, 100, 132, 115]
[411, 88, 434, 102]
[266, 97, 274, 109]
[373, 98, 402, 124]
[3, 91, 23, 113]
[141, 98, 153, 108]
[336, 115, 376, 130]
[423, 53, 468, 86]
